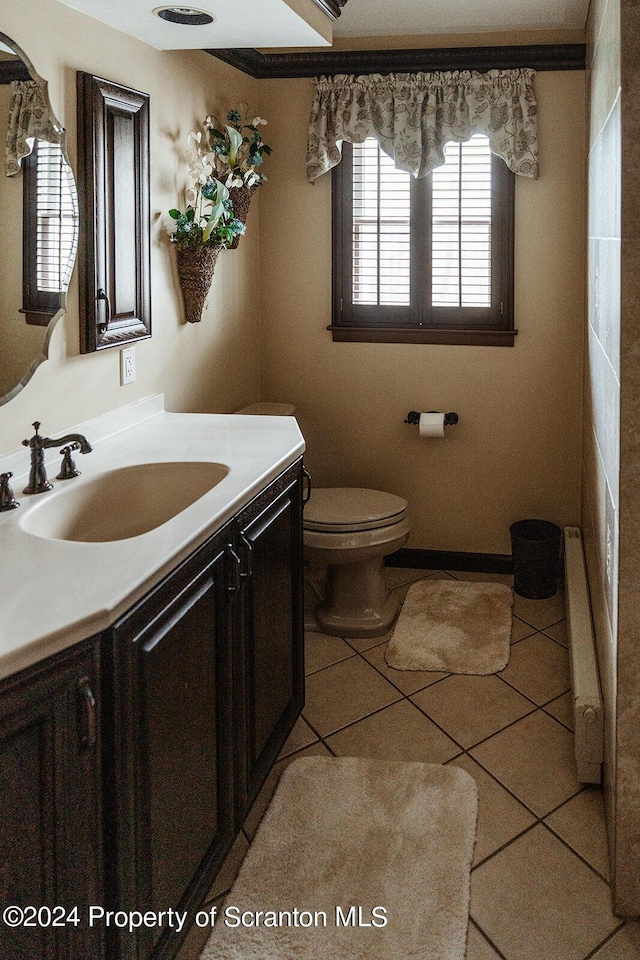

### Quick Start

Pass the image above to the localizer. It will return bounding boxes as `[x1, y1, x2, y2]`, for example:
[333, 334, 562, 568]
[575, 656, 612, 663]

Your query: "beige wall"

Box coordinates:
[0, 0, 262, 454]
[585, 0, 640, 915]
[259, 68, 586, 554]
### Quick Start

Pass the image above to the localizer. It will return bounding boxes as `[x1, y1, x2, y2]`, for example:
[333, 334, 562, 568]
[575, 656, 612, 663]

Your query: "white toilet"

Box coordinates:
[304, 488, 411, 638]
[234, 403, 411, 638]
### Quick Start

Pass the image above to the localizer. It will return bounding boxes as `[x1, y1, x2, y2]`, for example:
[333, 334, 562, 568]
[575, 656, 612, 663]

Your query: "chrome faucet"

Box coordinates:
[22, 421, 92, 494]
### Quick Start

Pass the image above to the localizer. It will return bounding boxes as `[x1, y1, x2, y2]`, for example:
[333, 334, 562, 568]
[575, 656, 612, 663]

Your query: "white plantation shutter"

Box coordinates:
[431, 136, 492, 308]
[34, 141, 79, 293]
[352, 140, 411, 305]
[351, 135, 493, 309]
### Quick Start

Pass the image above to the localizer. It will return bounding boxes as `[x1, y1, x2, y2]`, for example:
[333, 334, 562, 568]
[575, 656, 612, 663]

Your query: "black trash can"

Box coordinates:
[510, 519, 562, 599]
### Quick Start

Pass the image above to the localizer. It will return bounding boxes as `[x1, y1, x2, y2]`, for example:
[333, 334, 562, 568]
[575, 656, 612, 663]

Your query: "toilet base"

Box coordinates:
[313, 556, 399, 638]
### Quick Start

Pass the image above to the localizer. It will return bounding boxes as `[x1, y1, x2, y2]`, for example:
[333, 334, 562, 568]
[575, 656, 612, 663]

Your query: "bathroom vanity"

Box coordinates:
[0, 398, 305, 960]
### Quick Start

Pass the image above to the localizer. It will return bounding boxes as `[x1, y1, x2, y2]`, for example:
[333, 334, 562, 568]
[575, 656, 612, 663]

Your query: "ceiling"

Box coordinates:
[333, 0, 590, 37]
[54, 0, 590, 50]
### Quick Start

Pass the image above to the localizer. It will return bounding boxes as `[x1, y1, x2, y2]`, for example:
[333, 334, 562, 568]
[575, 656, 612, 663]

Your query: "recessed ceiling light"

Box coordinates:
[153, 6, 215, 25]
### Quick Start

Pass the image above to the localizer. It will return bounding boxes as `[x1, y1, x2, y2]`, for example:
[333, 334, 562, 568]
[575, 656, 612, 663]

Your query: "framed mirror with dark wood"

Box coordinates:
[77, 73, 151, 352]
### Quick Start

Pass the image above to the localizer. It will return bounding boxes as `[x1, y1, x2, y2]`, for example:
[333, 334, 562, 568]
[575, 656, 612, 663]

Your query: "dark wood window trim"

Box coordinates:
[77, 73, 151, 353]
[207, 42, 586, 80]
[331, 140, 516, 347]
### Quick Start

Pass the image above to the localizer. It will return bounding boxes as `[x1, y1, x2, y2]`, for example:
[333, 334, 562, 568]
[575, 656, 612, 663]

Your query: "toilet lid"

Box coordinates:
[304, 488, 408, 532]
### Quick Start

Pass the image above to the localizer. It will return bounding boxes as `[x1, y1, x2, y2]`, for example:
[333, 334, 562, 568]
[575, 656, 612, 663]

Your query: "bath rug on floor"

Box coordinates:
[385, 580, 513, 674]
[200, 756, 477, 960]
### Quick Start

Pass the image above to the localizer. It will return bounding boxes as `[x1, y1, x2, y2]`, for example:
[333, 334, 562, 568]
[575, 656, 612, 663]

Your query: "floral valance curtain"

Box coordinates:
[307, 68, 538, 182]
[5, 80, 60, 177]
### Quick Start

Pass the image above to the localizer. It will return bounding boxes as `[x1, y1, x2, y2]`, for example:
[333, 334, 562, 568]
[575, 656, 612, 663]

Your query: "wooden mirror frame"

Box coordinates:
[77, 73, 151, 353]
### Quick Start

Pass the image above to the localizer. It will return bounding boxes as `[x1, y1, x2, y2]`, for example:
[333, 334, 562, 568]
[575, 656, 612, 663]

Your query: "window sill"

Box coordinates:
[327, 326, 518, 346]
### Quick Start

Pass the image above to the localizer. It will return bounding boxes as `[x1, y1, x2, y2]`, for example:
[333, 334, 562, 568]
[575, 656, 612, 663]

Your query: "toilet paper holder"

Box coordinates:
[404, 410, 459, 426]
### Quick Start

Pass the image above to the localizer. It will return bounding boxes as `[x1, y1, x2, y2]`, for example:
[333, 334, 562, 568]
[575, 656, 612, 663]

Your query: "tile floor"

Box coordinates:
[178, 567, 640, 960]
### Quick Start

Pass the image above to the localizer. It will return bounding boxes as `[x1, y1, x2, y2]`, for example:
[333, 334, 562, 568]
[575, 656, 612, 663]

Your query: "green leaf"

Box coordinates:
[186, 207, 196, 221]
[168, 208, 181, 219]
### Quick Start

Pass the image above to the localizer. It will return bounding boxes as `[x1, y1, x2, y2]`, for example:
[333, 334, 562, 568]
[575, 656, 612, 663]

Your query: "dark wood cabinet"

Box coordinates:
[105, 523, 235, 960]
[103, 459, 304, 959]
[233, 464, 305, 821]
[0, 459, 304, 960]
[0, 639, 103, 960]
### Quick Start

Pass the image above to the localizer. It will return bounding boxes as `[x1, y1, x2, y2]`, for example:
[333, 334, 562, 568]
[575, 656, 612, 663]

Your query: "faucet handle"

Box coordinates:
[57, 444, 82, 481]
[22, 422, 44, 448]
[0, 472, 19, 511]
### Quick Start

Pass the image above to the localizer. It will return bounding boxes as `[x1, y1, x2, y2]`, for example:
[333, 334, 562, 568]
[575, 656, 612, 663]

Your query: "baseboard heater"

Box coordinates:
[563, 526, 604, 784]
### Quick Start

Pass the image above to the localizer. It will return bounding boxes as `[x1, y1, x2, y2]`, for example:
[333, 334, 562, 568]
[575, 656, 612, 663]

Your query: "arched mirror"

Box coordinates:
[0, 32, 79, 406]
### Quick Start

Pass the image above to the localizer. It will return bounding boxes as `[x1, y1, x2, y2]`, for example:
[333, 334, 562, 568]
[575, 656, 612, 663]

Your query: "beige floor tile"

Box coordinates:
[471, 824, 619, 960]
[511, 615, 538, 642]
[466, 923, 504, 959]
[384, 566, 439, 588]
[362, 641, 449, 694]
[544, 691, 574, 730]
[302, 655, 402, 737]
[305, 632, 355, 675]
[512, 589, 566, 630]
[542, 619, 568, 647]
[278, 716, 318, 758]
[449, 754, 536, 865]
[204, 830, 249, 901]
[325, 699, 461, 764]
[545, 787, 611, 880]
[242, 742, 331, 841]
[470, 710, 581, 816]
[346, 630, 392, 653]
[448, 570, 514, 586]
[412, 675, 534, 749]
[591, 922, 640, 959]
[499, 633, 571, 705]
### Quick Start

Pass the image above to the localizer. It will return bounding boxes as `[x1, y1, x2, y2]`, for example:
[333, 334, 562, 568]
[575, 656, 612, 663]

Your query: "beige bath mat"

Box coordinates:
[386, 580, 513, 674]
[200, 756, 477, 960]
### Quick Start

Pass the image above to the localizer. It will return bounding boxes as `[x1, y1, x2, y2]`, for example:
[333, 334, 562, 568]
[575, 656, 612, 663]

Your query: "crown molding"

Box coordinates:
[207, 42, 586, 79]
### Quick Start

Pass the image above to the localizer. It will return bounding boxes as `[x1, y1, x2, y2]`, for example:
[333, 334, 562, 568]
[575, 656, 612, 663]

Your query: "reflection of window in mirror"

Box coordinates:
[21, 140, 79, 326]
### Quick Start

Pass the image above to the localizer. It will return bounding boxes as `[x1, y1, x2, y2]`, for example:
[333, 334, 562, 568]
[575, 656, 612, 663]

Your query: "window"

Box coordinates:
[331, 135, 515, 346]
[22, 139, 79, 326]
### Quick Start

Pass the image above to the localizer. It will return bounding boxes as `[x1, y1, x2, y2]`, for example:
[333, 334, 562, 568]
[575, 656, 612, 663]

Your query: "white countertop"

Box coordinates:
[0, 397, 305, 681]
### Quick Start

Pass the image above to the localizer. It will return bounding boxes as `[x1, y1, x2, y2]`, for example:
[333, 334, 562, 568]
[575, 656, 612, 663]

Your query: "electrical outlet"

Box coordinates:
[120, 346, 136, 385]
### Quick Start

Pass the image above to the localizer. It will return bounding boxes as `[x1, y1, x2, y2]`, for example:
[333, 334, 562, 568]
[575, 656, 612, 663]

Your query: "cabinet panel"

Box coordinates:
[235, 463, 305, 819]
[0, 640, 102, 960]
[107, 526, 234, 960]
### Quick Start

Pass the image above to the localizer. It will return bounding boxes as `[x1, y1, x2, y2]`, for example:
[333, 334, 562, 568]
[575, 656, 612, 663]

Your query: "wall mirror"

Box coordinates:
[0, 31, 79, 406]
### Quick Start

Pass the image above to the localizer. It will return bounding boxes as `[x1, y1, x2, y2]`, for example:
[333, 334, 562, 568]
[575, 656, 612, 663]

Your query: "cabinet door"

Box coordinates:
[235, 462, 305, 820]
[0, 640, 103, 960]
[107, 527, 234, 960]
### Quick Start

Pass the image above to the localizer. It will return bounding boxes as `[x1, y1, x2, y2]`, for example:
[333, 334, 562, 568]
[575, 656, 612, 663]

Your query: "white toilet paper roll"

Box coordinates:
[419, 412, 446, 437]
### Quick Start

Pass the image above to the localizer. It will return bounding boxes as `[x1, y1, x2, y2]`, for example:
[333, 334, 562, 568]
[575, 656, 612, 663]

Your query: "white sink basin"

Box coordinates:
[20, 461, 229, 542]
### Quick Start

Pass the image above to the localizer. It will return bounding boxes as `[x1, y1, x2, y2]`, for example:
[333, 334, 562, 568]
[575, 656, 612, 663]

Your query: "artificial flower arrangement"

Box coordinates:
[204, 105, 272, 189]
[168, 130, 245, 249]
[168, 107, 271, 321]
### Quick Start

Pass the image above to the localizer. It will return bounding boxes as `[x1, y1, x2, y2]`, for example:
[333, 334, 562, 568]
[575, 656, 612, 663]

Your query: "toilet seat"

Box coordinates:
[304, 488, 408, 533]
